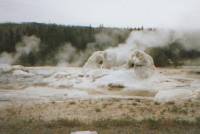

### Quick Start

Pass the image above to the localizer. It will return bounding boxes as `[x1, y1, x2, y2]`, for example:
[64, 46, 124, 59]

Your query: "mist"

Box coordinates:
[55, 43, 77, 66]
[108, 29, 192, 52]
[92, 29, 200, 66]
[0, 35, 40, 65]
[58, 29, 130, 67]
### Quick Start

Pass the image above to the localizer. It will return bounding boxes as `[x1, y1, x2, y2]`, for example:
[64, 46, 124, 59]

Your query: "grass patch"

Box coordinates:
[196, 116, 200, 126]
[143, 118, 160, 129]
[46, 119, 82, 128]
[93, 118, 138, 128]
[95, 108, 101, 112]
[0, 118, 200, 134]
[69, 101, 76, 105]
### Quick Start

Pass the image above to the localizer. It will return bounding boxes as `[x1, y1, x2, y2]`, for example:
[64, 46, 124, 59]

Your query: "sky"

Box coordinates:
[0, 0, 200, 29]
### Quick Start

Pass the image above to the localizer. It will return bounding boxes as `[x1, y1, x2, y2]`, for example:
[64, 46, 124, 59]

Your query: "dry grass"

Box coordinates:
[0, 118, 199, 134]
[0, 93, 199, 134]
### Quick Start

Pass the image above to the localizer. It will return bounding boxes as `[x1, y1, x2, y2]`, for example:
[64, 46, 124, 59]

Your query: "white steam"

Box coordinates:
[0, 52, 15, 65]
[0, 35, 40, 65]
[16, 35, 40, 55]
[55, 43, 77, 66]
[125, 30, 177, 49]
[103, 29, 200, 61]
[178, 30, 200, 51]
[57, 29, 130, 67]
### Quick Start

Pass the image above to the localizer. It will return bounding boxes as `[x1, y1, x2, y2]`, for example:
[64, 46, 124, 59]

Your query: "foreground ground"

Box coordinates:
[0, 66, 200, 133]
[0, 98, 200, 134]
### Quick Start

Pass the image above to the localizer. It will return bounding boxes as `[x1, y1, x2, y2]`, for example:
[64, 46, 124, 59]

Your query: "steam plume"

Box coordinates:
[0, 35, 40, 65]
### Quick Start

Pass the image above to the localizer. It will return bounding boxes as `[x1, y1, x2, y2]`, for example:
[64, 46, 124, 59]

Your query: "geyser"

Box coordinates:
[128, 50, 155, 79]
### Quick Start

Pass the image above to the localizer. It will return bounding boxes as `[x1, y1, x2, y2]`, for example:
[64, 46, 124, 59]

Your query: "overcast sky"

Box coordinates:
[0, 0, 200, 29]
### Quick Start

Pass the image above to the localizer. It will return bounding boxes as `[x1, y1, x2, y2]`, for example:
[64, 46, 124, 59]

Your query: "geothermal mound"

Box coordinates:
[84, 49, 155, 78]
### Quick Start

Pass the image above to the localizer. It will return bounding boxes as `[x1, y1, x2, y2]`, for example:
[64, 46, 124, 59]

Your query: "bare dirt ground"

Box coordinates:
[0, 66, 200, 133]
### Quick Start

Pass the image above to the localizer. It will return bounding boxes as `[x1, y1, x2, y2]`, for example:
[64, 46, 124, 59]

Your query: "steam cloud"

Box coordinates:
[57, 29, 130, 66]
[104, 29, 200, 63]
[55, 43, 77, 66]
[0, 35, 40, 65]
